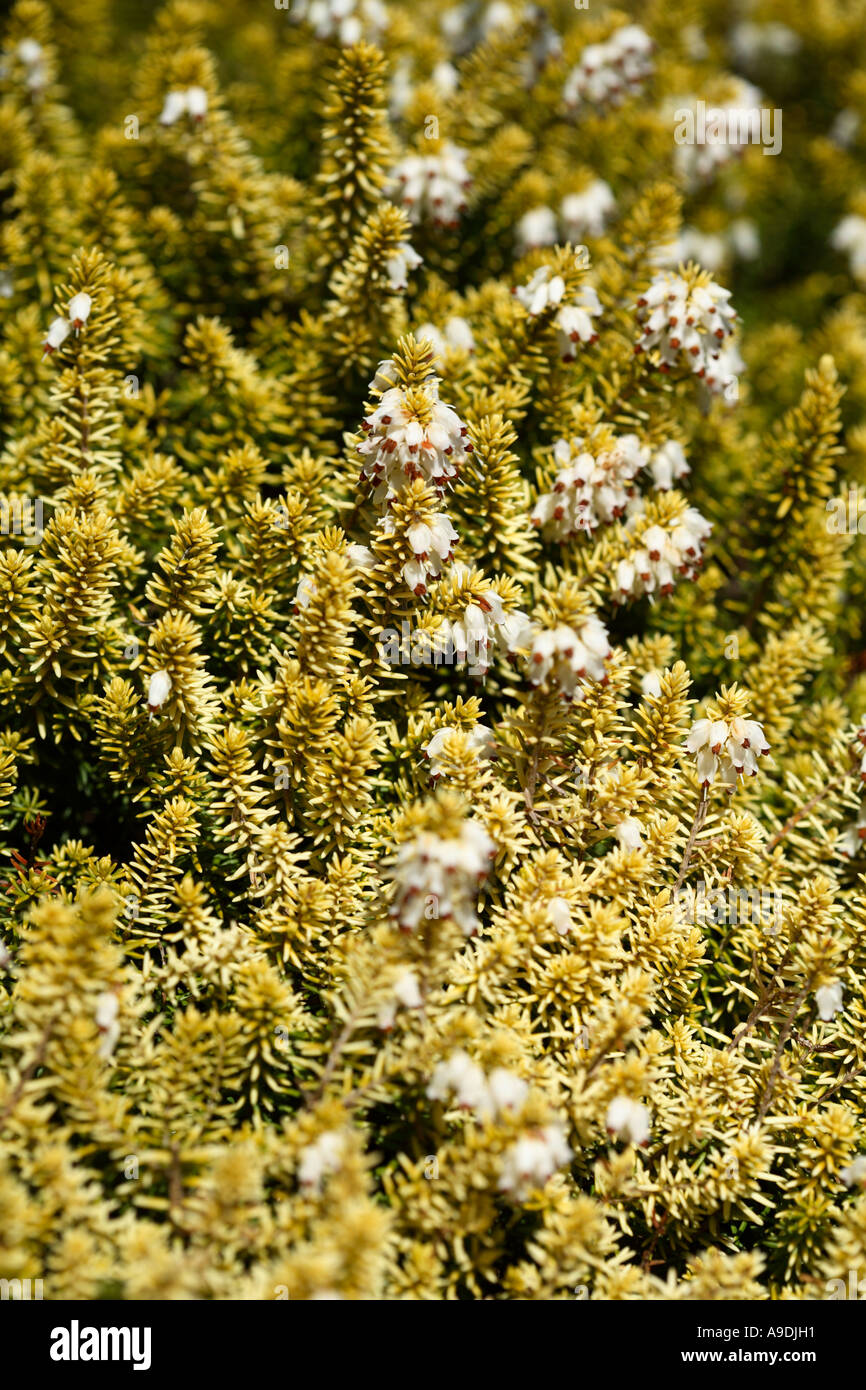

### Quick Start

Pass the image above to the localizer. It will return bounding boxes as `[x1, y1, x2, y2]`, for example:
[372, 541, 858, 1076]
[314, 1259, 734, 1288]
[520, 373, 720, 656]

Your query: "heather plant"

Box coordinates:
[1, 0, 866, 1303]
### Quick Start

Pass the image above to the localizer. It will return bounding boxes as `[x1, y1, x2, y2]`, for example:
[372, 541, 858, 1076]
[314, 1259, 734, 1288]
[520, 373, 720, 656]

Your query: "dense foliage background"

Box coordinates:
[1, 0, 866, 1300]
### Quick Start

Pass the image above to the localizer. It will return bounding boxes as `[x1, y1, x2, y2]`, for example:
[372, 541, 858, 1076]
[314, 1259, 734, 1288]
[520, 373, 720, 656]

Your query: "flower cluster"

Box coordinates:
[561, 181, 617, 240]
[563, 25, 654, 112]
[686, 713, 771, 788]
[415, 316, 475, 358]
[614, 506, 713, 601]
[390, 57, 458, 115]
[356, 355, 473, 596]
[42, 292, 92, 354]
[434, 564, 532, 671]
[515, 205, 557, 254]
[388, 144, 471, 228]
[527, 615, 612, 698]
[635, 270, 739, 394]
[12, 36, 46, 89]
[388, 818, 496, 935]
[424, 722, 495, 779]
[531, 432, 648, 539]
[515, 185, 617, 252]
[730, 21, 800, 69]
[159, 86, 208, 126]
[293, 0, 388, 45]
[498, 1125, 573, 1199]
[514, 266, 601, 358]
[648, 440, 690, 491]
[673, 81, 764, 188]
[427, 1050, 528, 1119]
[358, 370, 472, 505]
[382, 506, 459, 596]
[658, 220, 760, 274]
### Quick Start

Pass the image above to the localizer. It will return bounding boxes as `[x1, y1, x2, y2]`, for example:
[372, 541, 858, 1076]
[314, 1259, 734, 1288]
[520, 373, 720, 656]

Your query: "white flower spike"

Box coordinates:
[561, 181, 616, 240]
[531, 431, 649, 539]
[358, 370, 471, 505]
[614, 505, 712, 603]
[513, 265, 601, 357]
[563, 24, 654, 113]
[527, 614, 611, 699]
[516, 206, 558, 254]
[388, 143, 471, 229]
[424, 723, 495, 780]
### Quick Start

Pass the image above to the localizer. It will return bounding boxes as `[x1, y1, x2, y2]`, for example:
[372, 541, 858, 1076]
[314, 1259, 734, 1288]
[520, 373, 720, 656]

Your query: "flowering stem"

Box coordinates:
[0, 1013, 58, 1128]
[673, 789, 709, 893]
[808, 1063, 866, 1109]
[765, 774, 845, 852]
[756, 988, 807, 1120]
[306, 1006, 362, 1108]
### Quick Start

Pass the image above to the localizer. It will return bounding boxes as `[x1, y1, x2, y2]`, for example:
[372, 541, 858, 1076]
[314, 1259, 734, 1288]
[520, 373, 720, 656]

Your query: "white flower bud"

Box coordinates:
[614, 818, 643, 851]
[298, 1130, 346, 1191]
[548, 897, 573, 935]
[147, 669, 172, 710]
[346, 543, 375, 570]
[43, 316, 70, 354]
[840, 1156, 866, 1188]
[17, 39, 43, 66]
[294, 576, 317, 611]
[606, 1095, 650, 1145]
[159, 90, 188, 125]
[68, 292, 92, 330]
[94, 990, 120, 1060]
[186, 85, 208, 119]
[815, 982, 843, 1021]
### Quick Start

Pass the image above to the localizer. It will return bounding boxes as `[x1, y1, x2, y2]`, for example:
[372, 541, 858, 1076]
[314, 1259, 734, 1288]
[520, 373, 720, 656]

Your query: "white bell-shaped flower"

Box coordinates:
[815, 982, 843, 1021]
[43, 316, 71, 354]
[606, 1095, 650, 1145]
[147, 669, 172, 711]
[68, 292, 92, 331]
